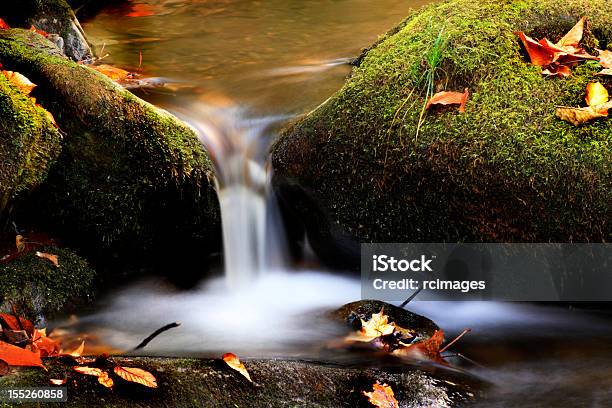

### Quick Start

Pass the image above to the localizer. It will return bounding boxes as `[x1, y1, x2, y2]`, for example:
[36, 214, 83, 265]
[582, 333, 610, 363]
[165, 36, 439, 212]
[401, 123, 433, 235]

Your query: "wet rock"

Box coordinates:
[0, 356, 486, 407]
[272, 0, 612, 268]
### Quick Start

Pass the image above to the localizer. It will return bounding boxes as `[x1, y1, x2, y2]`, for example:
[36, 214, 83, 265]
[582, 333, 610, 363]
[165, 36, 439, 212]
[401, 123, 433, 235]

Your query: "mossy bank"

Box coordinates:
[272, 0, 611, 266]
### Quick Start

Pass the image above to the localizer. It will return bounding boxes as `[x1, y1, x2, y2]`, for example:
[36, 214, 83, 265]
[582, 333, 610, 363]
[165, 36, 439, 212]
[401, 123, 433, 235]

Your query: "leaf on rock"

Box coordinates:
[426, 88, 469, 113]
[31, 329, 61, 357]
[222, 353, 252, 383]
[556, 16, 585, 48]
[586, 82, 609, 107]
[0, 340, 44, 368]
[0, 313, 34, 334]
[74, 366, 114, 388]
[2, 71, 36, 95]
[393, 329, 445, 361]
[90, 64, 135, 82]
[29, 25, 49, 38]
[49, 377, 67, 385]
[97, 371, 114, 388]
[515, 32, 553, 66]
[363, 382, 399, 408]
[0, 19, 9, 30]
[113, 366, 158, 388]
[345, 308, 397, 343]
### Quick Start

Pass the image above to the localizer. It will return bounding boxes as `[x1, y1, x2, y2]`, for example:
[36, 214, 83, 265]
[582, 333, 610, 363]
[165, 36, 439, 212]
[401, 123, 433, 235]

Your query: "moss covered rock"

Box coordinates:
[0, 73, 62, 215]
[0, 0, 93, 61]
[0, 30, 220, 272]
[0, 246, 94, 324]
[272, 0, 611, 267]
[0, 357, 485, 407]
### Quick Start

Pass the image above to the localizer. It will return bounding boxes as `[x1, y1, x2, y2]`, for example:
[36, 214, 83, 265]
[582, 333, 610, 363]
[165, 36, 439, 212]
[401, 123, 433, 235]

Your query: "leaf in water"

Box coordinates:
[586, 82, 609, 107]
[0, 340, 44, 368]
[35, 251, 59, 267]
[362, 382, 399, 408]
[2, 71, 36, 95]
[113, 366, 158, 388]
[0, 19, 9, 30]
[50, 377, 67, 385]
[222, 353, 252, 382]
[556, 16, 585, 48]
[426, 88, 469, 113]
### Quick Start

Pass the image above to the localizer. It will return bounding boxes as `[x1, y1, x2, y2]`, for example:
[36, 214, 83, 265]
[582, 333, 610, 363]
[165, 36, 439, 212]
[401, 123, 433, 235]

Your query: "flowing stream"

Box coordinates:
[66, 1, 612, 405]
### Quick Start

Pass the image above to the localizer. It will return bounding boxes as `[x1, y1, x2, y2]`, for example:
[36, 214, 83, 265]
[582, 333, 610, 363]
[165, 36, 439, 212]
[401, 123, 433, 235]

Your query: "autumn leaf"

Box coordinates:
[542, 64, 571, 77]
[90, 64, 135, 82]
[49, 377, 67, 385]
[30, 25, 49, 38]
[74, 366, 114, 388]
[15, 235, 26, 252]
[66, 340, 85, 357]
[126, 4, 156, 17]
[2, 71, 36, 95]
[363, 382, 399, 408]
[393, 330, 445, 361]
[0, 360, 9, 376]
[515, 32, 554, 66]
[344, 308, 397, 343]
[0, 313, 34, 334]
[35, 251, 59, 267]
[556, 16, 585, 48]
[222, 353, 252, 383]
[31, 329, 61, 357]
[113, 366, 158, 388]
[98, 371, 114, 388]
[585, 82, 609, 106]
[0, 340, 44, 368]
[556, 82, 611, 125]
[598, 50, 612, 69]
[426, 88, 469, 113]
[0, 19, 9, 30]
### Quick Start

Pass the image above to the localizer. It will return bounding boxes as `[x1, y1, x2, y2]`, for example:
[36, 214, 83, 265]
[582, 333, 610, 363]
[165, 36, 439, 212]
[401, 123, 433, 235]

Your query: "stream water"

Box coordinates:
[71, 1, 612, 406]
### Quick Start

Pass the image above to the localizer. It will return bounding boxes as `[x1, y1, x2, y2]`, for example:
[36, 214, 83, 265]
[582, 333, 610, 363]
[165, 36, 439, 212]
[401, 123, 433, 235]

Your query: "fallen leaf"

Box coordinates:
[555, 105, 609, 125]
[35, 251, 59, 267]
[542, 64, 572, 77]
[393, 330, 445, 361]
[66, 340, 85, 357]
[425, 88, 469, 113]
[31, 329, 61, 357]
[36, 104, 57, 126]
[346, 308, 396, 343]
[598, 49, 612, 69]
[15, 235, 26, 252]
[97, 371, 114, 388]
[49, 377, 67, 385]
[0, 313, 34, 334]
[0, 19, 9, 30]
[363, 382, 399, 408]
[73, 366, 104, 377]
[90, 64, 135, 82]
[126, 4, 156, 17]
[586, 82, 609, 106]
[222, 353, 252, 382]
[0, 340, 44, 368]
[113, 366, 158, 388]
[0, 360, 9, 376]
[515, 32, 553, 66]
[29, 25, 49, 38]
[556, 16, 585, 48]
[596, 68, 612, 76]
[2, 71, 36, 95]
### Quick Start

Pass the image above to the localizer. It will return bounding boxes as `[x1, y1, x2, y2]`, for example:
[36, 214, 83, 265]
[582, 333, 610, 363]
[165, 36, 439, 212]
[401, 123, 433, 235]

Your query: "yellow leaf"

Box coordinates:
[222, 353, 252, 382]
[98, 371, 114, 388]
[2, 71, 36, 95]
[556, 17, 585, 48]
[35, 251, 59, 267]
[346, 308, 396, 343]
[585, 82, 609, 107]
[113, 366, 158, 388]
[73, 366, 104, 377]
[363, 382, 399, 408]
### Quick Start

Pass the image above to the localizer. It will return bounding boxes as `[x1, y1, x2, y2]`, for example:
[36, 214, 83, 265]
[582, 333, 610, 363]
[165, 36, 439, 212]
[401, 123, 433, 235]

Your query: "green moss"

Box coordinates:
[0, 30, 220, 259]
[0, 246, 95, 323]
[273, 0, 611, 246]
[0, 72, 62, 215]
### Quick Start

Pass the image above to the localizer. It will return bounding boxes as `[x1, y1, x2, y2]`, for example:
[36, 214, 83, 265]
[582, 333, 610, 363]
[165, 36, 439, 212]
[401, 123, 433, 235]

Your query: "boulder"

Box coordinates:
[272, 0, 612, 267]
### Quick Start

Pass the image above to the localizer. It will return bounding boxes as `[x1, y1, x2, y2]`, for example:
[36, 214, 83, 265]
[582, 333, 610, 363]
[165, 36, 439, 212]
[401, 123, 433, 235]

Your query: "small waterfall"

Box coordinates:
[180, 104, 289, 288]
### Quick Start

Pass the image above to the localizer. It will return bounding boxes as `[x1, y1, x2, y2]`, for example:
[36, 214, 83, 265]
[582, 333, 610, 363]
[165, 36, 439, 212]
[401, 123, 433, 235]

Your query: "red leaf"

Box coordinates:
[126, 4, 155, 18]
[29, 25, 49, 38]
[426, 88, 469, 113]
[0, 19, 9, 30]
[0, 314, 35, 335]
[515, 32, 554, 66]
[0, 340, 44, 368]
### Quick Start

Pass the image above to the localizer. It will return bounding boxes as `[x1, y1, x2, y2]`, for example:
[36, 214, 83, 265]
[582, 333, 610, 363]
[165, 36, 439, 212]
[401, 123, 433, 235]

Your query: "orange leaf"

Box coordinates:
[98, 371, 114, 388]
[0, 314, 34, 334]
[66, 340, 85, 357]
[0, 360, 10, 376]
[598, 49, 612, 69]
[0, 340, 44, 368]
[222, 353, 252, 382]
[556, 17, 585, 48]
[126, 4, 156, 18]
[2, 71, 36, 95]
[89, 64, 135, 82]
[0, 19, 9, 30]
[586, 82, 609, 107]
[73, 366, 104, 377]
[345, 308, 397, 343]
[393, 329, 445, 361]
[515, 32, 553, 66]
[113, 366, 158, 388]
[29, 25, 49, 38]
[426, 88, 469, 113]
[15, 235, 26, 252]
[35, 251, 59, 267]
[363, 382, 399, 408]
[542, 64, 571, 77]
[31, 329, 61, 357]
[49, 377, 67, 385]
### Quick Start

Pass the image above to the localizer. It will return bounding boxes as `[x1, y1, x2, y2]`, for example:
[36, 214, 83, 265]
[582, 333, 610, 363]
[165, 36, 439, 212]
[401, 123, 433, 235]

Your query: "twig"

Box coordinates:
[399, 286, 423, 308]
[10, 303, 26, 335]
[134, 321, 181, 350]
[441, 352, 485, 368]
[439, 328, 471, 353]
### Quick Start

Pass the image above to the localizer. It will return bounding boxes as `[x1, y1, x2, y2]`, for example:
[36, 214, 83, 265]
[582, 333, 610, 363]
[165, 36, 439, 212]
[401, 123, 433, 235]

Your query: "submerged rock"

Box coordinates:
[0, 357, 485, 407]
[0, 0, 93, 61]
[272, 0, 612, 267]
[0, 30, 220, 275]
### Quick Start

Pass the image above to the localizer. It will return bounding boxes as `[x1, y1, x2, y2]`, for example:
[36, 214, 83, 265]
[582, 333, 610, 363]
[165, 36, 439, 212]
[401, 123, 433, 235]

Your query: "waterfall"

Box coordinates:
[180, 104, 289, 288]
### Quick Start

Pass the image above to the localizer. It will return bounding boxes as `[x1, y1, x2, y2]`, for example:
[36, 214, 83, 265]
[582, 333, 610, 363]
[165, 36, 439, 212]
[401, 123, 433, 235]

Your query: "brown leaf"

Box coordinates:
[598, 49, 612, 69]
[2, 71, 36, 95]
[74, 367, 114, 388]
[35, 251, 59, 267]
[555, 105, 608, 125]
[542, 64, 572, 77]
[585, 82, 609, 107]
[596, 68, 612, 76]
[515, 32, 553, 66]
[556, 17, 585, 48]
[15, 235, 26, 252]
[393, 329, 445, 361]
[222, 353, 252, 382]
[363, 382, 399, 408]
[426, 88, 469, 113]
[0, 340, 44, 368]
[113, 366, 158, 388]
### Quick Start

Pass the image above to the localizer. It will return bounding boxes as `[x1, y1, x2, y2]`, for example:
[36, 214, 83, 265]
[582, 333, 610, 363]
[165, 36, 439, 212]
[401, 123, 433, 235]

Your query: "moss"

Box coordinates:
[0, 246, 95, 323]
[273, 0, 611, 254]
[0, 72, 62, 215]
[0, 30, 220, 268]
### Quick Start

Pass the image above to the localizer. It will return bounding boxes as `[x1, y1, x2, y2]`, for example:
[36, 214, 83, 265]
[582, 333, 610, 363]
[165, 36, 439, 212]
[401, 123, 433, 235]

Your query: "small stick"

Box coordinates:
[134, 321, 181, 350]
[400, 286, 423, 308]
[441, 352, 485, 368]
[10, 303, 26, 335]
[439, 328, 471, 353]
